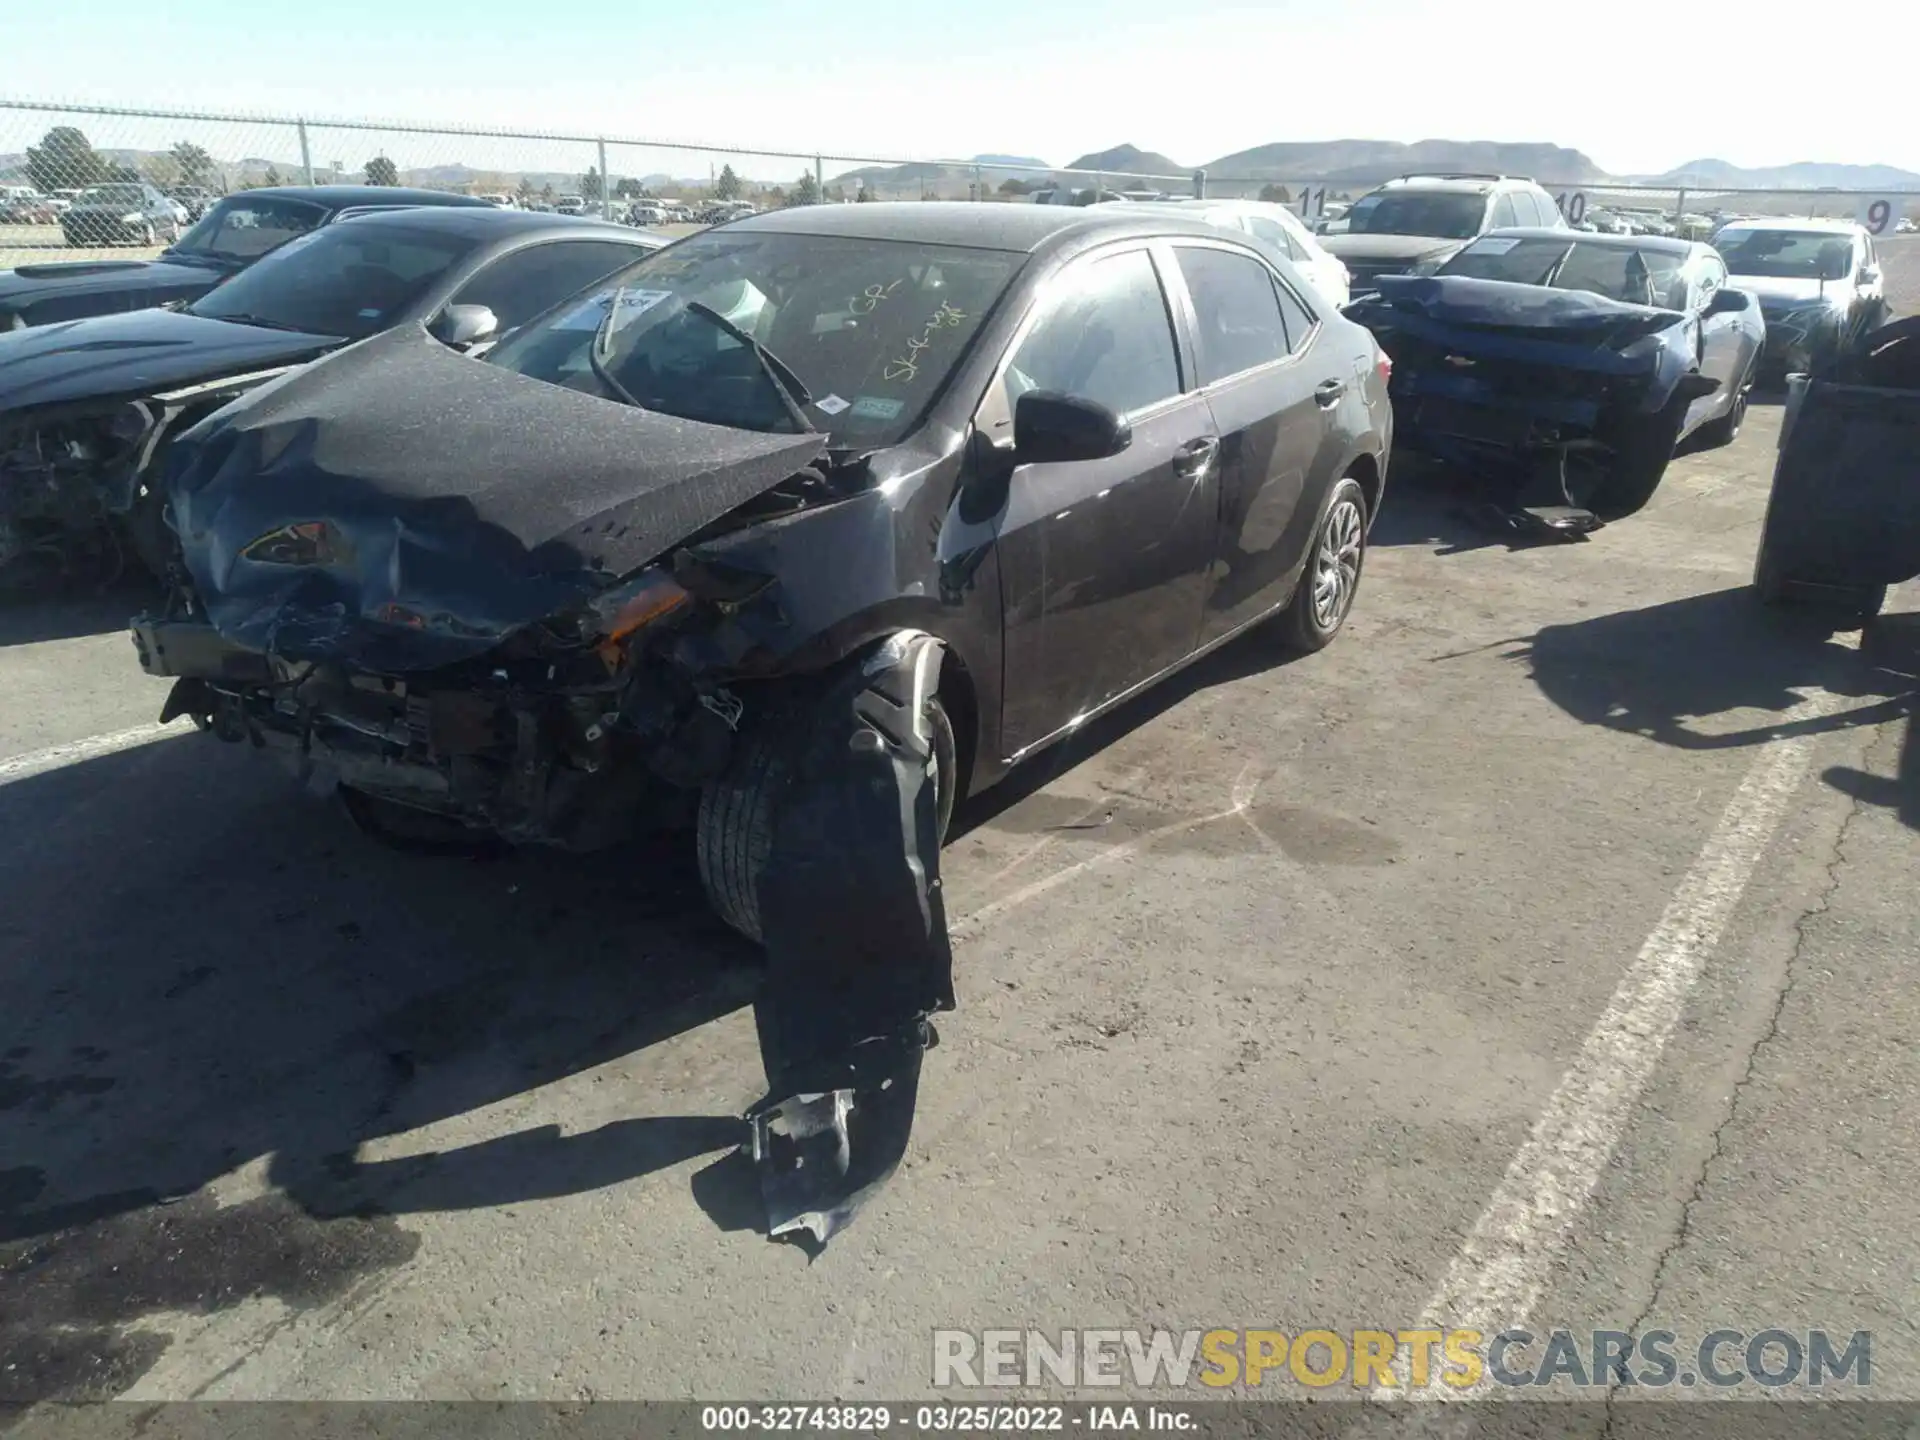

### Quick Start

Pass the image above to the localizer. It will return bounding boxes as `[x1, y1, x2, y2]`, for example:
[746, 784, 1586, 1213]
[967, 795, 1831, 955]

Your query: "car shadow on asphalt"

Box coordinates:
[0, 575, 159, 648]
[1367, 458, 1579, 556]
[1517, 585, 1920, 832]
[0, 615, 1322, 1397]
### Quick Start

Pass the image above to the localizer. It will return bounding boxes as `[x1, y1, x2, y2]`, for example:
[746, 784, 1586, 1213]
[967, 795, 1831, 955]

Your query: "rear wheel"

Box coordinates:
[697, 682, 957, 944]
[1753, 523, 1887, 622]
[1692, 359, 1754, 449]
[1277, 477, 1368, 653]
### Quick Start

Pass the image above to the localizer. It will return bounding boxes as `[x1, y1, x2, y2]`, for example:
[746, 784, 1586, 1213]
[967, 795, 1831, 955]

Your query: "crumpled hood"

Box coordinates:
[1731, 274, 1834, 309]
[0, 257, 222, 313]
[167, 324, 830, 672]
[1321, 233, 1464, 265]
[0, 306, 337, 413]
[1354, 274, 1684, 339]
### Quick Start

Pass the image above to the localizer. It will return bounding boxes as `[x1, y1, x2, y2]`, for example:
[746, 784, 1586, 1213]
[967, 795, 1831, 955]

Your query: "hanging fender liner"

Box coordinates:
[744, 630, 954, 1251]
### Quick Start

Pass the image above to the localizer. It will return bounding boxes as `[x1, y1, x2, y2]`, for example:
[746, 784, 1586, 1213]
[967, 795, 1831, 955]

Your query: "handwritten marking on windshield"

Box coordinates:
[851, 280, 903, 314]
[883, 301, 968, 384]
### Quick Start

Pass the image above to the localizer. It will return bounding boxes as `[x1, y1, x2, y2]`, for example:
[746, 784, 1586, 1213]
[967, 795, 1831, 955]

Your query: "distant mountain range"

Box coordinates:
[1630, 158, 1920, 189]
[10, 137, 1920, 201]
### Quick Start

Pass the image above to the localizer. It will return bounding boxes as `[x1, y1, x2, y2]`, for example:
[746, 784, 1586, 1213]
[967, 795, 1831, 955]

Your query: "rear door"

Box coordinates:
[1167, 242, 1333, 644]
[984, 243, 1220, 758]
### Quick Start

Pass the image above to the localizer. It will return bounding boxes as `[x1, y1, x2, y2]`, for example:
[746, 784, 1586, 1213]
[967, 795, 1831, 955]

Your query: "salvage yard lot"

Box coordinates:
[3, 248, 1920, 1413]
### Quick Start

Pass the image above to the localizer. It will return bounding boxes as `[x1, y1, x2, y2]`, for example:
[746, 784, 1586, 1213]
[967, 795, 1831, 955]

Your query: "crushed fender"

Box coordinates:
[746, 634, 954, 1250]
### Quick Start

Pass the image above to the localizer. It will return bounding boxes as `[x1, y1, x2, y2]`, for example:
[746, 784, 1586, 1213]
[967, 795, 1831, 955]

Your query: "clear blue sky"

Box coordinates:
[6, 0, 1913, 177]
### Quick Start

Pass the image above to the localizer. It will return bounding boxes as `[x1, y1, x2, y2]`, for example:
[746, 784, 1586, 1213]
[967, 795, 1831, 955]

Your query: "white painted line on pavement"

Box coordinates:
[1353, 676, 1855, 1432]
[0, 720, 182, 786]
[952, 762, 1264, 937]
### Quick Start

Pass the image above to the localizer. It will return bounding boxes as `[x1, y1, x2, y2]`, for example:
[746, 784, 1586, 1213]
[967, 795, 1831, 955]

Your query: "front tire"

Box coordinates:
[1590, 391, 1690, 520]
[697, 684, 957, 944]
[1278, 477, 1368, 653]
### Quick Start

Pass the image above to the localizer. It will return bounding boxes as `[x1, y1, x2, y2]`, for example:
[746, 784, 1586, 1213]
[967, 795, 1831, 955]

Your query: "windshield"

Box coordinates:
[168, 194, 330, 262]
[1714, 229, 1854, 282]
[1441, 236, 1690, 308]
[78, 185, 146, 207]
[187, 220, 478, 339]
[486, 230, 1024, 446]
[1348, 191, 1488, 240]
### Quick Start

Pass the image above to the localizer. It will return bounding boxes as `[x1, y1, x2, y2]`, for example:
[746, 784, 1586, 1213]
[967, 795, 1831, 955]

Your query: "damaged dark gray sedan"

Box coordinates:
[1346, 229, 1764, 532]
[134, 203, 1391, 1242]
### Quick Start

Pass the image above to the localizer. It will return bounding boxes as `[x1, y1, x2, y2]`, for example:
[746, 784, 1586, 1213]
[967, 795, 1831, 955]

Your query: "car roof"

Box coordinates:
[1374, 175, 1526, 194]
[234, 185, 496, 209]
[724, 200, 1234, 253]
[1482, 226, 1693, 255]
[326, 206, 647, 240]
[1713, 216, 1861, 235]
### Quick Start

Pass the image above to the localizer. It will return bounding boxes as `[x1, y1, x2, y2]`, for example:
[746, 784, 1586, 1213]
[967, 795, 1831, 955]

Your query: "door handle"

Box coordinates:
[1174, 435, 1219, 479]
[1314, 379, 1347, 407]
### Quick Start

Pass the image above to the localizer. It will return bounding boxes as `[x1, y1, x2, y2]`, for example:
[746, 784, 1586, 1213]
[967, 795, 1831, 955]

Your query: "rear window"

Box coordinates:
[1349, 191, 1488, 240]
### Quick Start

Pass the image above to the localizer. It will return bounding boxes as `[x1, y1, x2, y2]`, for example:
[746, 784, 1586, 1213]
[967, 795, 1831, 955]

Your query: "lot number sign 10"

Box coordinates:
[1554, 191, 1590, 226]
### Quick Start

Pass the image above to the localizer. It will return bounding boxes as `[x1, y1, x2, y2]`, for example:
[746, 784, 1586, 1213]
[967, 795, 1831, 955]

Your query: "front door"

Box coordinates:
[985, 245, 1219, 760]
[1690, 255, 1744, 432]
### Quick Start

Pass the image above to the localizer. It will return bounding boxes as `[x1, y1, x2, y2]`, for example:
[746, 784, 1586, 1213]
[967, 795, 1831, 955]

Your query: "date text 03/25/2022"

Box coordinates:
[700, 1405, 1195, 1431]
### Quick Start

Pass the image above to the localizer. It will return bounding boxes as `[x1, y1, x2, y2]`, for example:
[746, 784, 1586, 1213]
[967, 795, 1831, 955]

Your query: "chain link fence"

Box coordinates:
[3, 97, 1917, 270]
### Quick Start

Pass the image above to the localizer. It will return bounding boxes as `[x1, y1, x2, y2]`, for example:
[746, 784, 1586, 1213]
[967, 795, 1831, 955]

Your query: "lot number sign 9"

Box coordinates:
[1858, 197, 1902, 237]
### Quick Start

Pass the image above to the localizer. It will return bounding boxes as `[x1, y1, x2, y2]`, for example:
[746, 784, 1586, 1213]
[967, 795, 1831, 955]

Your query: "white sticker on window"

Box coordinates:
[357, 307, 382, 319]
[1469, 237, 1522, 254]
[552, 287, 676, 332]
[850, 395, 904, 421]
[813, 393, 851, 416]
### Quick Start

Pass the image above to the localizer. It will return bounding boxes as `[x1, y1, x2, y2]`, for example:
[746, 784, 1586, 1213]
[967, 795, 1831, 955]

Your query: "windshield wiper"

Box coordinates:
[202, 312, 310, 332]
[684, 299, 816, 434]
[588, 286, 648, 410]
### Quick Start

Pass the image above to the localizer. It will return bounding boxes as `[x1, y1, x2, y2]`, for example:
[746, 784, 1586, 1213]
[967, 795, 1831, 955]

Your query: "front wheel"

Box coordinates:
[1277, 477, 1368, 653]
[697, 682, 957, 944]
[137, 221, 155, 247]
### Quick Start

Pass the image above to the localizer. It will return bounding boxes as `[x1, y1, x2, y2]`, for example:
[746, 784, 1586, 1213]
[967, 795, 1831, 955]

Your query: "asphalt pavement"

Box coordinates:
[2, 281, 1919, 1426]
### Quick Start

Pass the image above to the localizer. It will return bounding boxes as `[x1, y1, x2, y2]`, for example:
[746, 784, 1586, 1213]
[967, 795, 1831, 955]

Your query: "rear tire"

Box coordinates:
[1753, 527, 1887, 622]
[1692, 361, 1753, 449]
[697, 682, 957, 944]
[1277, 477, 1368, 653]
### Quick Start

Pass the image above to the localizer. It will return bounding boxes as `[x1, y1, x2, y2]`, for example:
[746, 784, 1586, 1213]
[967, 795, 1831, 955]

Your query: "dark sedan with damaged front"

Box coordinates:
[133, 202, 1393, 1246]
[0, 207, 657, 579]
[1345, 229, 1763, 533]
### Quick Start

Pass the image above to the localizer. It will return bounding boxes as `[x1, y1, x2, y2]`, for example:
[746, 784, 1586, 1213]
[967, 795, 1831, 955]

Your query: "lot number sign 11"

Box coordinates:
[1296, 186, 1330, 225]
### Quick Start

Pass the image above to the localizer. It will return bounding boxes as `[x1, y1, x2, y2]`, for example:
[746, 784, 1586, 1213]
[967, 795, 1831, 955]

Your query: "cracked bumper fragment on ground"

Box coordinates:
[745, 636, 955, 1250]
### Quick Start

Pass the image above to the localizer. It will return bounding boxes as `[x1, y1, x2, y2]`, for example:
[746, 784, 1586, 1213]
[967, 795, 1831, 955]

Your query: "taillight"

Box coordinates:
[1375, 346, 1392, 383]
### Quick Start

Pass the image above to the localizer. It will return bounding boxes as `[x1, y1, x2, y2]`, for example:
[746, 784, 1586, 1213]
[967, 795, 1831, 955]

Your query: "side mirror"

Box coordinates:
[1705, 288, 1749, 316]
[1013, 391, 1132, 465]
[1860, 265, 1882, 287]
[430, 303, 499, 349]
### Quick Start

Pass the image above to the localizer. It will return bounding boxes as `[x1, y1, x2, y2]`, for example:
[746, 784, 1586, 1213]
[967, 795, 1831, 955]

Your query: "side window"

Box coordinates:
[1245, 216, 1303, 262]
[451, 240, 648, 331]
[1522, 192, 1553, 227]
[1271, 275, 1318, 356]
[1490, 194, 1521, 230]
[1002, 248, 1181, 418]
[1175, 246, 1289, 385]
